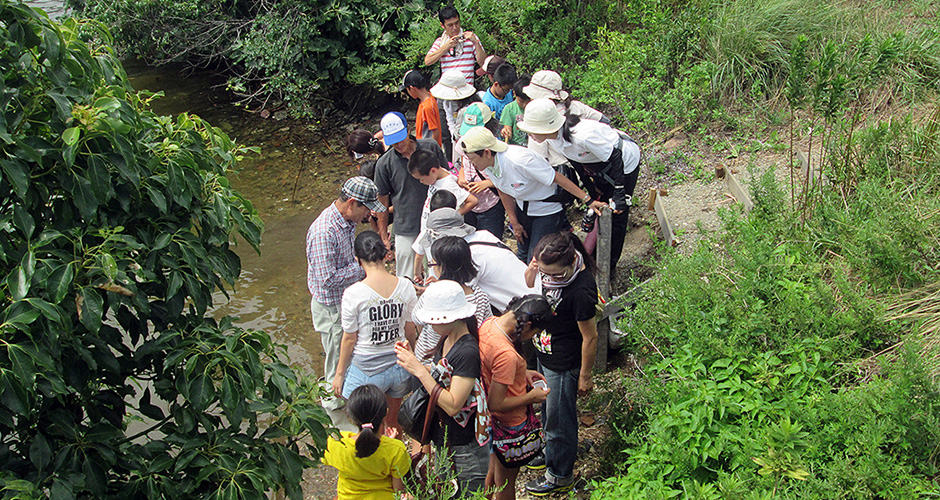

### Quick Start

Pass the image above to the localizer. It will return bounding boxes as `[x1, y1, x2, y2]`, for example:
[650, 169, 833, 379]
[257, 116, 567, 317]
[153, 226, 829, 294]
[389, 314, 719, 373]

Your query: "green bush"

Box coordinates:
[0, 4, 329, 498]
[69, 0, 430, 116]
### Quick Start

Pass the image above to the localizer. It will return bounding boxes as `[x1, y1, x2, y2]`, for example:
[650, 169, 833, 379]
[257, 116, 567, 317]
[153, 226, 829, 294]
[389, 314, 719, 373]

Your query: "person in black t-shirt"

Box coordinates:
[395, 280, 490, 498]
[521, 232, 598, 496]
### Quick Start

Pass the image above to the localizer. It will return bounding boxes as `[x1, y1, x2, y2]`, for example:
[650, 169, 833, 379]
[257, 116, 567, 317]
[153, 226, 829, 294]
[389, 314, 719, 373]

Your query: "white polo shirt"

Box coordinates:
[484, 145, 563, 216]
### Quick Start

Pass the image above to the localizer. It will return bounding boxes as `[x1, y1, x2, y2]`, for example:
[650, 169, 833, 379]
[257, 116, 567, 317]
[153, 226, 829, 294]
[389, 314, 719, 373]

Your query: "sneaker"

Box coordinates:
[525, 476, 573, 497]
[525, 451, 545, 470]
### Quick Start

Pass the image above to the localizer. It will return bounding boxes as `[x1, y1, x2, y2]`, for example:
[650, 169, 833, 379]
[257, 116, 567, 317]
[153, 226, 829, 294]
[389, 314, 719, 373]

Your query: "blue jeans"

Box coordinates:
[538, 363, 579, 484]
[516, 208, 571, 262]
[465, 202, 505, 241]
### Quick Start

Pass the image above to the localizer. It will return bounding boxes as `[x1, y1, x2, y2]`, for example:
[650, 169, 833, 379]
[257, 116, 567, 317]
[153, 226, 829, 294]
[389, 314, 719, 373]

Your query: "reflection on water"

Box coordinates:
[23, 0, 66, 19]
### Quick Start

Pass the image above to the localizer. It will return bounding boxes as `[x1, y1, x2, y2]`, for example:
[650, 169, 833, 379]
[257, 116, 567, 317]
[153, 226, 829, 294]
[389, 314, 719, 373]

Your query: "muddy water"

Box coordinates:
[124, 61, 357, 377]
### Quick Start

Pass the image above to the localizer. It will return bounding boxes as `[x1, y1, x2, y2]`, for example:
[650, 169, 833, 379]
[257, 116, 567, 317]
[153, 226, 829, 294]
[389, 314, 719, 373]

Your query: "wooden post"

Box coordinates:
[724, 170, 754, 212]
[647, 188, 657, 211]
[652, 192, 678, 247]
[595, 208, 611, 373]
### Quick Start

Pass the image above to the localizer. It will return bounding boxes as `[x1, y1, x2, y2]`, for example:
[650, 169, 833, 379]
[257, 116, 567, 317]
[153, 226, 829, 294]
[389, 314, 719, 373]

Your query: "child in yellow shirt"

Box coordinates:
[322, 384, 411, 499]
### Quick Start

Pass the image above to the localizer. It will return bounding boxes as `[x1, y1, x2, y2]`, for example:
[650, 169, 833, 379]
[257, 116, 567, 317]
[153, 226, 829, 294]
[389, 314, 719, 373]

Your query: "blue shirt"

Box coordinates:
[483, 89, 514, 120]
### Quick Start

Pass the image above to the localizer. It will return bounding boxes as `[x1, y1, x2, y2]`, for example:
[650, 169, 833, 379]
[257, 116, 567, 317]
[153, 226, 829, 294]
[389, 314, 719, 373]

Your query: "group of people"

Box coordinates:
[307, 5, 642, 499]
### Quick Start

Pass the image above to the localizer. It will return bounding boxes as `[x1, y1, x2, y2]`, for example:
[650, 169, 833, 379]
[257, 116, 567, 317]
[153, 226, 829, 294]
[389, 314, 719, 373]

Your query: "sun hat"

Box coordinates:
[342, 176, 387, 212]
[523, 70, 569, 101]
[431, 69, 477, 101]
[517, 98, 564, 135]
[380, 112, 408, 146]
[459, 102, 495, 136]
[399, 69, 428, 92]
[415, 207, 476, 250]
[413, 280, 477, 324]
[460, 126, 509, 154]
[475, 55, 505, 77]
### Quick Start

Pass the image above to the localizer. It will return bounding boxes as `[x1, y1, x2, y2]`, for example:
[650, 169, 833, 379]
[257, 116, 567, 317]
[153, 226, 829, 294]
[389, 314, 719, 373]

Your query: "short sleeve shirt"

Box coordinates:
[478, 317, 528, 426]
[549, 118, 620, 164]
[416, 97, 442, 147]
[342, 278, 417, 375]
[533, 270, 598, 371]
[482, 89, 514, 120]
[322, 432, 411, 500]
[499, 100, 528, 146]
[428, 34, 481, 85]
[373, 139, 445, 236]
[484, 145, 563, 216]
[431, 334, 481, 446]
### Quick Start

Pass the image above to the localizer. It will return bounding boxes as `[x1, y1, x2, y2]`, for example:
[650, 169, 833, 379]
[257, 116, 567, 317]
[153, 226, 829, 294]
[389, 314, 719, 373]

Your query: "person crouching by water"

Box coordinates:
[522, 232, 599, 496]
[334, 231, 418, 435]
[322, 384, 411, 499]
[394, 280, 490, 498]
[480, 295, 554, 500]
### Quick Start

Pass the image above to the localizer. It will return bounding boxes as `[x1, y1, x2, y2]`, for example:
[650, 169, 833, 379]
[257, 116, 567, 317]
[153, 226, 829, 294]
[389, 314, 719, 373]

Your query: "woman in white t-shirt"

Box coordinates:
[335, 231, 418, 432]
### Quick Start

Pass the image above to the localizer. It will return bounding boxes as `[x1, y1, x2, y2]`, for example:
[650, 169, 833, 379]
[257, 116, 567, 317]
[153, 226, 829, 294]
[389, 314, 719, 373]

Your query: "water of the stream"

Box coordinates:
[125, 62, 356, 377]
[25, 0, 355, 378]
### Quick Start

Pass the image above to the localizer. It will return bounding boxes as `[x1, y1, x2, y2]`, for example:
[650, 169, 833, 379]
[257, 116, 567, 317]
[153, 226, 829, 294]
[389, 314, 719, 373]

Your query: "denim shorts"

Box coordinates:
[342, 363, 414, 399]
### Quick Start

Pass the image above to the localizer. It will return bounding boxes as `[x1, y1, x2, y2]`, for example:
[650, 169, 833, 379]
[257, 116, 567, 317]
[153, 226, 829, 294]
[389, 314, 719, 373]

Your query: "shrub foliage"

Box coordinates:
[0, 3, 329, 498]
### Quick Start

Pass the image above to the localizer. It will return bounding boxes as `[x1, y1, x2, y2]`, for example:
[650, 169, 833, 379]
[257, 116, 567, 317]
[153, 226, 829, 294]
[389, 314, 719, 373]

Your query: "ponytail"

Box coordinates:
[560, 112, 581, 143]
[505, 295, 554, 352]
[347, 384, 387, 458]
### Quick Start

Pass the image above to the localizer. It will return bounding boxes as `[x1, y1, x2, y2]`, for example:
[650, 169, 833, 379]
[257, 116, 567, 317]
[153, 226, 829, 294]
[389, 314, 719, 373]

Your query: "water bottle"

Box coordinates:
[581, 207, 597, 232]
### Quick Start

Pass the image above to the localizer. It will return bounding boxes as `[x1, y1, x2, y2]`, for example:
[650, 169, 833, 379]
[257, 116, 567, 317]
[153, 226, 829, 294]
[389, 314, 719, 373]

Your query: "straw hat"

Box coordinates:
[517, 99, 564, 135]
[431, 69, 477, 100]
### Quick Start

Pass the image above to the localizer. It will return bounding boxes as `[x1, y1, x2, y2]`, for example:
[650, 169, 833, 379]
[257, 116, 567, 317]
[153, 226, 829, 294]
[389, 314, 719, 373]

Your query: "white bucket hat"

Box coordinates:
[431, 69, 477, 101]
[523, 70, 569, 101]
[517, 99, 564, 135]
[413, 280, 477, 324]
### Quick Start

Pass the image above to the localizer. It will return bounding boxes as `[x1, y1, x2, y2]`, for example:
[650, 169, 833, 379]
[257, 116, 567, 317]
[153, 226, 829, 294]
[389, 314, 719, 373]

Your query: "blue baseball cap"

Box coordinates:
[381, 112, 408, 146]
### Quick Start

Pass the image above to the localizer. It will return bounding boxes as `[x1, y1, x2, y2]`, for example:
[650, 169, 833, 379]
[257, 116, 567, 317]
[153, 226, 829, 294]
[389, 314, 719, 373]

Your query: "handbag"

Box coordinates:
[403, 384, 452, 493]
[491, 404, 544, 468]
[398, 383, 442, 443]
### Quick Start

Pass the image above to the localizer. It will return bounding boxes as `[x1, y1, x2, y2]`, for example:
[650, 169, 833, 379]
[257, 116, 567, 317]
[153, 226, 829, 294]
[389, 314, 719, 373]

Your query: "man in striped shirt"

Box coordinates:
[424, 5, 486, 159]
[424, 6, 486, 84]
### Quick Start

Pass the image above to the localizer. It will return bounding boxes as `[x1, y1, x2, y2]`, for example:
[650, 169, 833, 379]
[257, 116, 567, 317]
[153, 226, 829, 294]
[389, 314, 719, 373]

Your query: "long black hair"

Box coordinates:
[504, 294, 553, 352]
[532, 231, 597, 276]
[346, 129, 385, 159]
[347, 384, 388, 458]
[430, 236, 477, 285]
[354, 230, 387, 263]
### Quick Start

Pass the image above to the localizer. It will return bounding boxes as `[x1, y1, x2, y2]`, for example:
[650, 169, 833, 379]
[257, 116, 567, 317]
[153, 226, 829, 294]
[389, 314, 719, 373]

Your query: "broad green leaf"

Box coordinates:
[79, 287, 104, 334]
[1, 373, 30, 416]
[29, 433, 51, 469]
[62, 126, 80, 146]
[10, 344, 37, 387]
[0, 159, 29, 199]
[99, 253, 117, 281]
[47, 263, 74, 304]
[188, 373, 213, 412]
[8, 265, 28, 301]
[13, 204, 35, 239]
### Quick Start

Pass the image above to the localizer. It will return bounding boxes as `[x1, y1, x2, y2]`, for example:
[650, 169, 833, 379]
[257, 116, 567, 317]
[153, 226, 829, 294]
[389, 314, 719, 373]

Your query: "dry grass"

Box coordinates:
[882, 282, 940, 379]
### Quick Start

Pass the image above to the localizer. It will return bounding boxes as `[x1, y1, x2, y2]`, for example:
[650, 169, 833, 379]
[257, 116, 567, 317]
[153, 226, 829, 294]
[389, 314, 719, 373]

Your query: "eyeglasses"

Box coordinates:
[538, 265, 573, 280]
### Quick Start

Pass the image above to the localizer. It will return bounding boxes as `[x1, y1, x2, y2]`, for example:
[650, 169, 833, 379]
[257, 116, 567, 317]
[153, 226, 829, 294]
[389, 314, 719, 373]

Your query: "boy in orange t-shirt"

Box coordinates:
[401, 70, 442, 147]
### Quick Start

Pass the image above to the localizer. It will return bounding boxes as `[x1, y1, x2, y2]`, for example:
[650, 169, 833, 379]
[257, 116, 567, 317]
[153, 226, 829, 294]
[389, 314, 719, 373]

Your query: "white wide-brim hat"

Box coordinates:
[413, 280, 477, 325]
[431, 69, 477, 101]
[523, 70, 569, 101]
[517, 98, 564, 135]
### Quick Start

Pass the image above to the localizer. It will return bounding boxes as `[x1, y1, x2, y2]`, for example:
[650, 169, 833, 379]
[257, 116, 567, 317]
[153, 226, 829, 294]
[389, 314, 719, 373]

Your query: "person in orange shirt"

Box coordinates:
[401, 70, 443, 147]
[479, 295, 553, 500]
